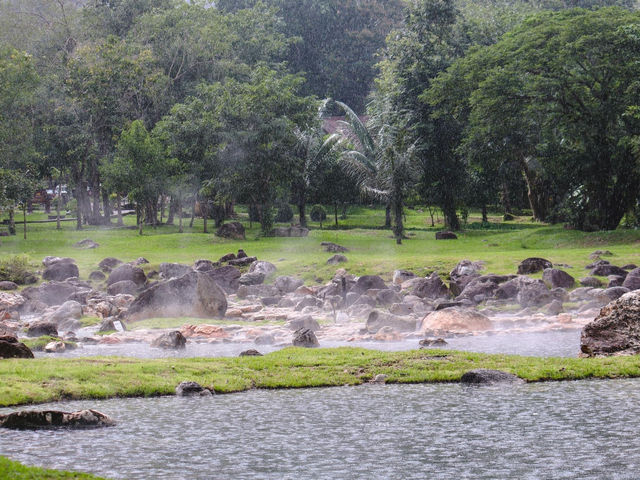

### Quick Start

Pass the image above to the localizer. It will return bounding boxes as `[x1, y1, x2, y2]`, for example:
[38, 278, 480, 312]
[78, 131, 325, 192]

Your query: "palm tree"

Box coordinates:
[336, 100, 415, 244]
[292, 101, 342, 227]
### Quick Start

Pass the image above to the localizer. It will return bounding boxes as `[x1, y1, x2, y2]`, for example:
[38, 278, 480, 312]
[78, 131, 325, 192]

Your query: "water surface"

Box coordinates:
[1, 379, 638, 479]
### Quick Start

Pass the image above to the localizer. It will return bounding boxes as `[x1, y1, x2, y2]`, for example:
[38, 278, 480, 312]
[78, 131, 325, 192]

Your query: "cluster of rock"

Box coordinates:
[4, 245, 640, 356]
[0, 409, 115, 429]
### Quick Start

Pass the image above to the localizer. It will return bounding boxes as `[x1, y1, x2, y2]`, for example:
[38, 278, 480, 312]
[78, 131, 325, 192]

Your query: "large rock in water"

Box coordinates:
[581, 290, 640, 356]
[0, 409, 115, 429]
[0, 335, 34, 358]
[292, 328, 319, 347]
[107, 264, 147, 287]
[151, 331, 187, 349]
[420, 308, 492, 334]
[517, 257, 552, 275]
[366, 310, 416, 333]
[622, 268, 640, 291]
[126, 271, 227, 321]
[460, 369, 522, 384]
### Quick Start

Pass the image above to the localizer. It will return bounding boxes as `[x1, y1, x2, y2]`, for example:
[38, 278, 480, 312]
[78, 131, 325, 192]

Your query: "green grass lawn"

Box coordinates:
[2, 347, 640, 407]
[1, 205, 639, 284]
[0, 456, 106, 480]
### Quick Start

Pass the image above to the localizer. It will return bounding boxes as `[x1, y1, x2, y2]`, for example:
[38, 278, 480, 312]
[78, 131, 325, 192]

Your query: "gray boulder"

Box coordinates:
[327, 254, 348, 265]
[126, 271, 227, 321]
[581, 290, 640, 356]
[275, 276, 304, 294]
[46, 300, 83, 326]
[412, 272, 449, 299]
[542, 268, 575, 289]
[0, 281, 18, 291]
[458, 275, 514, 303]
[107, 280, 138, 296]
[42, 261, 79, 282]
[622, 268, 640, 291]
[292, 327, 319, 347]
[366, 310, 416, 333]
[460, 369, 522, 384]
[175, 381, 212, 397]
[159, 263, 193, 279]
[0, 409, 115, 429]
[591, 264, 628, 277]
[239, 272, 265, 286]
[273, 226, 309, 237]
[435, 231, 457, 240]
[207, 266, 241, 294]
[580, 277, 603, 288]
[321, 242, 348, 253]
[352, 275, 386, 294]
[240, 349, 263, 356]
[0, 335, 33, 359]
[89, 271, 106, 282]
[194, 259, 219, 272]
[151, 331, 187, 350]
[517, 278, 552, 307]
[216, 222, 245, 240]
[107, 264, 146, 287]
[98, 257, 122, 273]
[393, 270, 416, 285]
[20, 281, 79, 307]
[249, 261, 277, 277]
[26, 321, 58, 337]
[286, 315, 321, 332]
[517, 257, 552, 275]
[228, 256, 257, 267]
[74, 239, 99, 249]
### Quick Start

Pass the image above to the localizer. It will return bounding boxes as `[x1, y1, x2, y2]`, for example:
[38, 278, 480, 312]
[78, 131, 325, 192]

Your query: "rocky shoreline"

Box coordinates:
[0, 247, 638, 358]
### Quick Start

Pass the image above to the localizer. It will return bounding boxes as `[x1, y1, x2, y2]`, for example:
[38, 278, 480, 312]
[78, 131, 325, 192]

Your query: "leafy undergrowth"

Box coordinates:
[2, 347, 640, 407]
[0, 456, 106, 480]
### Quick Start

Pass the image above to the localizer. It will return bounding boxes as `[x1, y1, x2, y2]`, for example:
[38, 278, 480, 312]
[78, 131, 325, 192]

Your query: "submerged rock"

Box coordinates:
[175, 381, 212, 397]
[421, 308, 492, 334]
[126, 271, 227, 321]
[151, 331, 187, 350]
[0, 409, 115, 429]
[460, 369, 522, 384]
[292, 328, 319, 348]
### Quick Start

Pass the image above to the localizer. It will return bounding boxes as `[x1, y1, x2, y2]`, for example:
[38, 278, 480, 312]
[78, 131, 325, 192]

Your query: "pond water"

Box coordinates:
[34, 329, 582, 359]
[2, 379, 639, 479]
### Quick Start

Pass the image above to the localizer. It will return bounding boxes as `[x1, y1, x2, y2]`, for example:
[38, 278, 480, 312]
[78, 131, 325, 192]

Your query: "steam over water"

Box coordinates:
[2, 379, 640, 479]
[36, 329, 582, 358]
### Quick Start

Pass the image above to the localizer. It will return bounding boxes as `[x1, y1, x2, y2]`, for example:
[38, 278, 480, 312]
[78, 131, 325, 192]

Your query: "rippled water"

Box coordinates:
[34, 329, 582, 359]
[2, 379, 639, 479]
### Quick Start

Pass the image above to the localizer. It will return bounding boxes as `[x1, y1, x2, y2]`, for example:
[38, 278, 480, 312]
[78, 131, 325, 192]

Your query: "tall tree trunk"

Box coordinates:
[392, 192, 403, 245]
[167, 197, 175, 225]
[482, 204, 488, 223]
[56, 183, 62, 230]
[178, 196, 183, 233]
[189, 197, 196, 228]
[8, 208, 15, 235]
[441, 201, 460, 231]
[501, 182, 512, 214]
[298, 202, 307, 227]
[201, 199, 208, 234]
[159, 195, 165, 224]
[520, 158, 549, 221]
[116, 193, 123, 226]
[22, 205, 27, 240]
[384, 203, 391, 228]
[334, 202, 338, 226]
[137, 204, 143, 235]
[102, 187, 110, 224]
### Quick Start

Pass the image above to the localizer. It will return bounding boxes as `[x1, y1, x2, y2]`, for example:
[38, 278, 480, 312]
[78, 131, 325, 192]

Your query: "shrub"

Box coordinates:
[0, 255, 36, 284]
[310, 204, 327, 222]
[274, 203, 294, 223]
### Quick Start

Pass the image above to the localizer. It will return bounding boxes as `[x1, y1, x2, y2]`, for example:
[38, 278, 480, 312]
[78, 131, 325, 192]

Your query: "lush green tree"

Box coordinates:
[429, 7, 640, 230]
[105, 120, 178, 234]
[216, 0, 404, 113]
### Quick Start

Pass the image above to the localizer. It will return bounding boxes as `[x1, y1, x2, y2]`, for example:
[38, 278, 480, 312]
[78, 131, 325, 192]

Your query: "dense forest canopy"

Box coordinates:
[0, 0, 639, 241]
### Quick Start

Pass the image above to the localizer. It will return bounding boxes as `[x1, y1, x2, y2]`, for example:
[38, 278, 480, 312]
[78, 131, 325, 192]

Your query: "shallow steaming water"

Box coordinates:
[35, 329, 582, 359]
[2, 379, 640, 479]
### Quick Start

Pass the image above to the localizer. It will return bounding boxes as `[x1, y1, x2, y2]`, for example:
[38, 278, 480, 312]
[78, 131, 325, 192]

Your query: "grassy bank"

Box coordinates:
[1, 206, 640, 284]
[2, 347, 640, 407]
[0, 456, 106, 480]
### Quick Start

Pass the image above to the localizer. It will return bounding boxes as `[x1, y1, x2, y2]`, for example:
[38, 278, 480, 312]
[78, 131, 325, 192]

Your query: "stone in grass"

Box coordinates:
[175, 381, 212, 397]
[435, 231, 457, 240]
[0, 335, 34, 359]
[0, 409, 115, 429]
[460, 369, 523, 384]
[370, 374, 388, 384]
[239, 349, 263, 357]
[327, 254, 348, 265]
